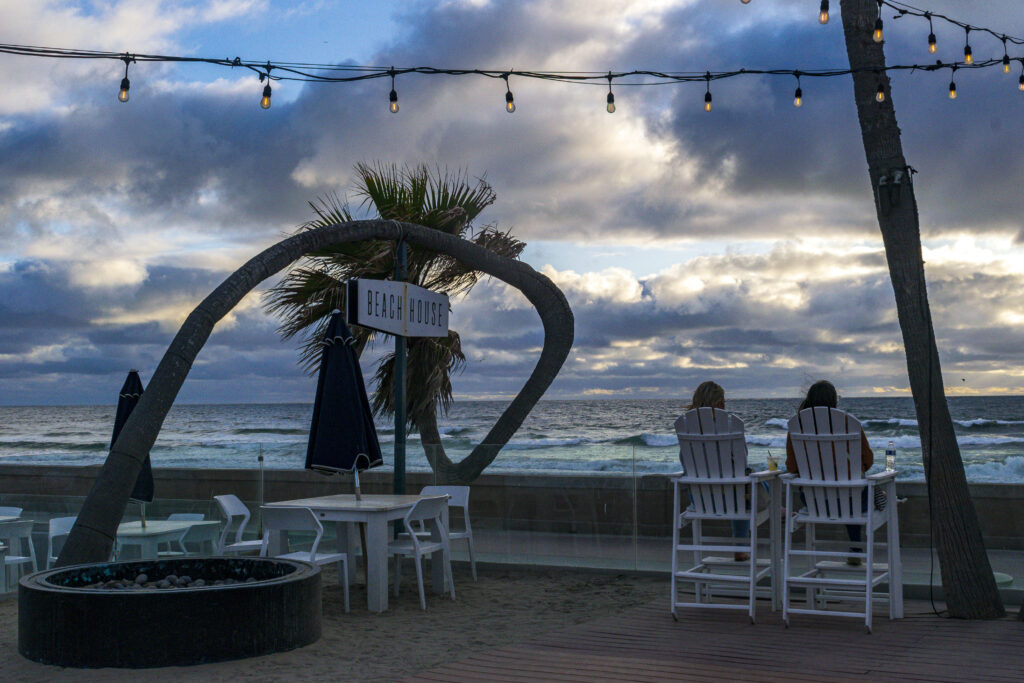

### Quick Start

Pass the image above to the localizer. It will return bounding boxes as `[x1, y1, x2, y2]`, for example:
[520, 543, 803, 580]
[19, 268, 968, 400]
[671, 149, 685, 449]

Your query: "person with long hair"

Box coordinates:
[684, 380, 754, 561]
[785, 379, 873, 565]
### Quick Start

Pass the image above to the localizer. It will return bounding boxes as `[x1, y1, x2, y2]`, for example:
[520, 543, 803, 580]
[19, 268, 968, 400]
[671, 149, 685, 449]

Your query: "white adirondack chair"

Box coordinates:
[782, 407, 902, 633]
[671, 407, 778, 623]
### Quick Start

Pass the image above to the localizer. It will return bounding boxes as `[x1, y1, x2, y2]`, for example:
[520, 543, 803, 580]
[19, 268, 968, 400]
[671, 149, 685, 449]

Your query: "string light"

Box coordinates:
[741, 0, 751, 4]
[259, 63, 272, 109]
[704, 72, 712, 112]
[793, 72, 803, 107]
[963, 27, 972, 65]
[876, 77, 885, 103]
[1019, 62, 1024, 91]
[818, 0, 829, 25]
[926, 13, 937, 54]
[873, 1, 884, 43]
[1001, 38, 1011, 74]
[117, 54, 132, 103]
[503, 73, 515, 113]
[605, 73, 615, 113]
[389, 69, 398, 113]
[948, 66, 957, 99]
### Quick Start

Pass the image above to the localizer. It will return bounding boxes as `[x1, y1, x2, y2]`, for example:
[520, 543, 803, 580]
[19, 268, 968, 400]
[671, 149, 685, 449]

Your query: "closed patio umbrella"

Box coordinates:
[112, 369, 154, 525]
[306, 310, 383, 499]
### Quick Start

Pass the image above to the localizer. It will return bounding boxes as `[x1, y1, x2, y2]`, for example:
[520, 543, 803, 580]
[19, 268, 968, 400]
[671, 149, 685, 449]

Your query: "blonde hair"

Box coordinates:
[685, 380, 725, 410]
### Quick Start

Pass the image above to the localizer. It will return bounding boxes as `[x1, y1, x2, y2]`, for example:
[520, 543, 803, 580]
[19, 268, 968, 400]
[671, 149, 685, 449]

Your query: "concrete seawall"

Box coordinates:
[0, 464, 1022, 549]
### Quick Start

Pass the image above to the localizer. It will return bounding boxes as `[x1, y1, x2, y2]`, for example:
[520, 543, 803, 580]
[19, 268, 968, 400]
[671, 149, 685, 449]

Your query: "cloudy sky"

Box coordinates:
[1, 0, 1023, 406]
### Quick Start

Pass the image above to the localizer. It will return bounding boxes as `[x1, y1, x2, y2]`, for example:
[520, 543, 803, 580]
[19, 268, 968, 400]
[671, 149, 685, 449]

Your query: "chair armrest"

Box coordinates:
[667, 471, 686, 482]
[785, 477, 869, 487]
[672, 476, 750, 485]
[867, 470, 898, 483]
[779, 473, 797, 481]
[749, 470, 779, 481]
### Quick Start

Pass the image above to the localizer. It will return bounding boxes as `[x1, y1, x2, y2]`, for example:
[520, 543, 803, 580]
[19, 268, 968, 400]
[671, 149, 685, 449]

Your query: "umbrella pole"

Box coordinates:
[353, 466, 362, 501]
[140, 501, 146, 529]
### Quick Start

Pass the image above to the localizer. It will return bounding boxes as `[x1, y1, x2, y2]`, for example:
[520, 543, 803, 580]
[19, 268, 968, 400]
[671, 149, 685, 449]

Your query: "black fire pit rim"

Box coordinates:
[23, 556, 319, 594]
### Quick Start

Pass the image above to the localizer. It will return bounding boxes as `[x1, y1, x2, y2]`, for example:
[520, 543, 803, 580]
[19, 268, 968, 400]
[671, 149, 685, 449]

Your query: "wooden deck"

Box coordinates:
[407, 600, 1024, 682]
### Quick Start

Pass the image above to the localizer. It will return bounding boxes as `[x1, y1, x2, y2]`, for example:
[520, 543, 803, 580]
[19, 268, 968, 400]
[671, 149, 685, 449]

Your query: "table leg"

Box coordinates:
[336, 522, 358, 585]
[266, 529, 287, 556]
[365, 515, 389, 613]
[431, 521, 444, 595]
[770, 478, 782, 611]
[141, 539, 158, 561]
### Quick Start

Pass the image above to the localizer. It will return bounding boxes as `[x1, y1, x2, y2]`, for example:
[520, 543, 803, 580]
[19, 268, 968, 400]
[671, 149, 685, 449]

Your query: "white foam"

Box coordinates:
[764, 418, 789, 429]
[503, 437, 586, 450]
[641, 433, 678, 447]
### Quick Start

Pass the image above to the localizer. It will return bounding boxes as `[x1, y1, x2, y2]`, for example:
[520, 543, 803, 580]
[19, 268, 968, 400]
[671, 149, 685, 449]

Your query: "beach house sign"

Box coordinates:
[346, 278, 449, 338]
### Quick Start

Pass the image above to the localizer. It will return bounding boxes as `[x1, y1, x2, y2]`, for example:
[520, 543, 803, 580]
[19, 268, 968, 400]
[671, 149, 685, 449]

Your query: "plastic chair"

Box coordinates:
[214, 495, 263, 555]
[412, 486, 476, 580]
[159, 513, 205, 556]
[782, 407, 902, 633]
[671, 407, 779, 623]
[1, 520, 38, 587]
[388, 495, 455, 610]
[0, 506, 23, 518]
[260, 506, 349, 612]
[47, 516, 77, 568]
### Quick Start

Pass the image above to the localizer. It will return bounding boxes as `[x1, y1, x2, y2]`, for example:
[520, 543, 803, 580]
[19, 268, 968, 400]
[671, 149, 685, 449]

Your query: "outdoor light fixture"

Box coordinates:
[704, 73, 712, 112]
[963, 28, 972, 64]
[388, 69, 399, 113]
[793, 73, 802, 107]
[117, 55, 131, 103]
[741, 0, 751, 4]
[875, 81, 885, 103]
[260, 83, 272, 109]
[926, 13, 937, 54]
[1019, 73, 1024, 91]
[818, 0, 829, 25]
[606, 73, 615, 113]
[505, 90, 515, 113]
[948, 67, 957, 99]
[873, 1, 883, 43]
[1002, 40, 1012, 74]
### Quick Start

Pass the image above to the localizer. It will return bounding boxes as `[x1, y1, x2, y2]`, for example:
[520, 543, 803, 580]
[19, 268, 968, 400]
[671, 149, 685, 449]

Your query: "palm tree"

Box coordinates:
[265, 163, 533, 483]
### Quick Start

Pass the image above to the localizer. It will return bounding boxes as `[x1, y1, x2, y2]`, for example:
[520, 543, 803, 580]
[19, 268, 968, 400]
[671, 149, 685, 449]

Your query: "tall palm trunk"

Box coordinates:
[58, 219, 573, 566]
[840, 0, 1003, 618]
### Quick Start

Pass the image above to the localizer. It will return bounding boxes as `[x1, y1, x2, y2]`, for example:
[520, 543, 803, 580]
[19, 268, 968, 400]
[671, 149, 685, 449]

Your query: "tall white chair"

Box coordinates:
[47, 516, 77, 568]
[671, 407, 778, 623]
[782, 407, 902, 633]
[159, 513, 205, 556]
[416, 486, 476, 580]
[214, 495, 263, 555]
[1, 520, 38, 587]
[260, 507, 349, 612]
[388, 495, 455, 610]
[0, 506, 23, 517]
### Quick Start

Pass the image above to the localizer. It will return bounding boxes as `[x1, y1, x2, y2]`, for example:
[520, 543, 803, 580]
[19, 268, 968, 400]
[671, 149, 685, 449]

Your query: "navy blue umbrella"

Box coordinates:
[111, 370, 154, 521]
[306, 311, 383, 497]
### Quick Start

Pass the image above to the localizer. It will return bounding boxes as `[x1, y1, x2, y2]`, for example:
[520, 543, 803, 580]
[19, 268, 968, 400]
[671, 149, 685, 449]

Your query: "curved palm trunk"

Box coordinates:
[840, 0, 1003, 618]
[58, 219, 573, 566]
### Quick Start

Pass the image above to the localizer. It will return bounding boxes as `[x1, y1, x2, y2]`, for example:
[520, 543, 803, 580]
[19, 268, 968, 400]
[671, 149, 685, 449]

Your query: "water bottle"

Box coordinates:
[885, 440, 896, 472]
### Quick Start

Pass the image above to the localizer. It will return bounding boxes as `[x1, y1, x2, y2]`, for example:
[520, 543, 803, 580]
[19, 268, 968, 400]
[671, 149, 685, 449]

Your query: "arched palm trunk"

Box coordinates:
[58, 219, 573, 566]
[840, 0, 1002, 618]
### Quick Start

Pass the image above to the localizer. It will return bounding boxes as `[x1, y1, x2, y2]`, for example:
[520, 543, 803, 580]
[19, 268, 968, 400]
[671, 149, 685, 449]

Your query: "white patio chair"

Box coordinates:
[260, 506, 349, 612]
[46, 516, 77, 568]
[214, 495, 263, 555]
[408, 486, 476, 581]
[0, 506, 23, 518]
[782, 407, 902, 633]
[671, 407, 778, 623]
[158, 513, 205, 556]
[388, 495, 455, 610]
[1, 520, 38, 587]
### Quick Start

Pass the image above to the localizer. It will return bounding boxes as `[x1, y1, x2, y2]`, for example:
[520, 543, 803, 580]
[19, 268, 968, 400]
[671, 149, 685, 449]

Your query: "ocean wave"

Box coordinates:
[504, 437, 586, 450]
[954, 418, 1024, 428]
[612, 433, 677, 447]
[0, 440, 109, 452]
[864, 418, 919, 427]
[764, 418, 789, 429]
[233, 428, 308, 436]
[963, 456, 1024, 482]
[438, 426, 472, 435]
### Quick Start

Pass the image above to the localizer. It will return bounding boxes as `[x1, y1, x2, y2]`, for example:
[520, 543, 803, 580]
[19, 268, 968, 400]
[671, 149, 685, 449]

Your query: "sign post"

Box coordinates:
[346, 268, 450, 495]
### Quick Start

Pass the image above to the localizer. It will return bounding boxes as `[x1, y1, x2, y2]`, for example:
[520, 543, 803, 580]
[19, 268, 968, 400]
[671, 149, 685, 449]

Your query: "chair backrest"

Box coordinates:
[403, 496, 451, 551]
[674, 407, 749, 517]
[788, 407, 866, 520]
[167, 513, 204, 521]
[49, 516, 77, 537]
[0, 506, 22, 517]
[0, 519, 34, 546]
[260, 507, 324, 560]
[214, 495, 251, 548]
[420, 485, 468, 509]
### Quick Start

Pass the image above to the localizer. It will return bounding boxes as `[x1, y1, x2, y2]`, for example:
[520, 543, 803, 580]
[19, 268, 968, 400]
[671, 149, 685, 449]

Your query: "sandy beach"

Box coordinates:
[0, 565, 664, 682]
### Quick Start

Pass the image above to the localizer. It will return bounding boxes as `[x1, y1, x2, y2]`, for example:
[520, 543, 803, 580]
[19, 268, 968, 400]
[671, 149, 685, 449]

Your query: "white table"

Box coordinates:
[0, 516, 17, 525]
[116, 520, 221, 560]
[264, 494, 447, 613]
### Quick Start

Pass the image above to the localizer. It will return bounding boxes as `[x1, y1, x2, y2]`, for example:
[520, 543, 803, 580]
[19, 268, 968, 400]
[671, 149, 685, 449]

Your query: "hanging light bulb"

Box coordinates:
[117, 55, 131, 103]
[1002, 40, 1011, 74]
[963, 27, 972, 64]
[926, 14, 937, 54]
[872, 0, 883, 42]
[388, 69, 398, 113]
[606, 73, 615, 113]
[704, 73, 712, 112]
[875, 81, 885, 103]
[818, 0, 829, 25]
[793, 73, 802, 107]
[260, 83, 272, 109]
[1019, 73, 1024, 91]
[741, 0, 751, 4]
[503, 72, 516, 113]
[948, 67, 957, 99]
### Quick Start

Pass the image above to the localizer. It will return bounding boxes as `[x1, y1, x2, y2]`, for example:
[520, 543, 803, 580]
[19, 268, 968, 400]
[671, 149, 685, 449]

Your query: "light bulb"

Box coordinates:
[389, 89, 399, 113]
[818, 0, 829, 25]
[606, 92, 615, 113]
[118, 77, 130, 103]
[704, 91, 712, 112]
[875, 83, 885, 103]
[1003, 55, 1011, 74]
[963, 45, 973, 65]
[1019, 74, 1024, 91]
[505, 90, 515, 113]
[928, 33, 937, 54]
[873, 18, 883, 43]
[741, 0, 751, 4]
[794, 87, 802, 107]
[260, 83, 272, 109]
[948, 81, 957, 99]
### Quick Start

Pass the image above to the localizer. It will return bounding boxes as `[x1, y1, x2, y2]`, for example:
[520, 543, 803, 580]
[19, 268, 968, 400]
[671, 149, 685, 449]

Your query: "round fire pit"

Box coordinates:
[19, 557, 321, 668]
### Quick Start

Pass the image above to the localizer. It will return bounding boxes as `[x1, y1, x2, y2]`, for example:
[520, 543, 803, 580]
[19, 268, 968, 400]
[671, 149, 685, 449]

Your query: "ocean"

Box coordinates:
[1, 397, 1023, 482]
